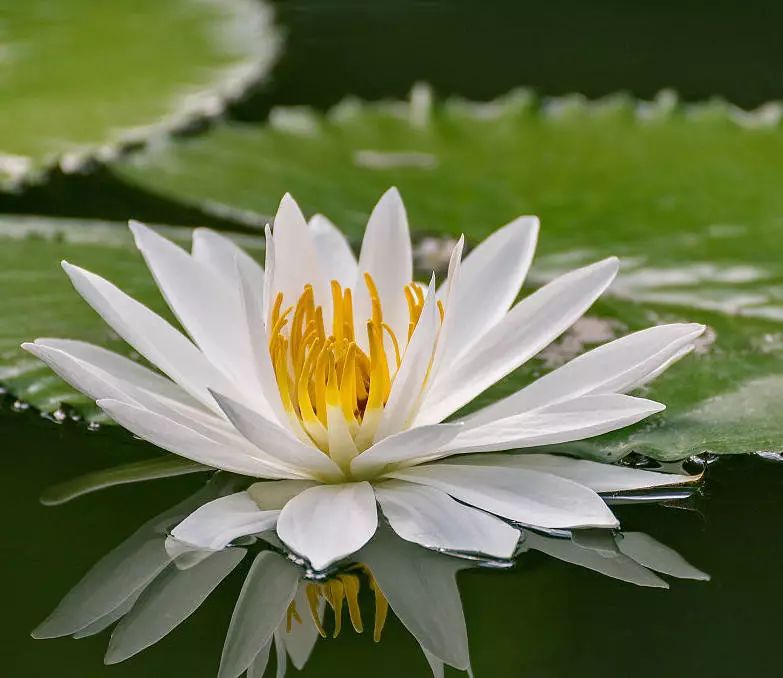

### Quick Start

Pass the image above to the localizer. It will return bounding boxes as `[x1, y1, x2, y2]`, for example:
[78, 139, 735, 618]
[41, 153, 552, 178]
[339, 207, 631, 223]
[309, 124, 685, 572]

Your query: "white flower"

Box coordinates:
[24, 188, 705, 570]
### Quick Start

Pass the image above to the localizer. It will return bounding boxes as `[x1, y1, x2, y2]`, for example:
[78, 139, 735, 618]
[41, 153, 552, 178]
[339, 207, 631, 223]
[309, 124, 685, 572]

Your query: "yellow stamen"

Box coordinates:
[292, 567, 387, 642]
[267, 272, 444, 460]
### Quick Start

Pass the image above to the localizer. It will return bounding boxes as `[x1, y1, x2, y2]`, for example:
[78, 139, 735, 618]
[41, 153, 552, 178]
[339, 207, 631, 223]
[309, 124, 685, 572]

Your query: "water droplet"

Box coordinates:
[12, 400, 29, 412]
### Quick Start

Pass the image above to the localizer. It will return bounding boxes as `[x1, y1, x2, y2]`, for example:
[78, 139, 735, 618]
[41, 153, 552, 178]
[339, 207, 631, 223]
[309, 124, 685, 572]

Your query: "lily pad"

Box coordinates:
[110, 90, 783, 460]
[0, 0, 279, 188]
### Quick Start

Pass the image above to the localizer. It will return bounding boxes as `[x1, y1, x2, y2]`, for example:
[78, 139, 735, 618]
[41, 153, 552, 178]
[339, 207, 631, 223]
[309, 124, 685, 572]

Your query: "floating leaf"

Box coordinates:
[0, 0, 279, 188]
[109, 90, 783, 460]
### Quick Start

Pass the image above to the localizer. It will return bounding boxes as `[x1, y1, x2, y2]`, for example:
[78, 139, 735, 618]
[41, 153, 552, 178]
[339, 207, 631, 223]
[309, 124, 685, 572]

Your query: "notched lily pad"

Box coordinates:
[109, 90, 783, 460]
[0, 0, 279, 188]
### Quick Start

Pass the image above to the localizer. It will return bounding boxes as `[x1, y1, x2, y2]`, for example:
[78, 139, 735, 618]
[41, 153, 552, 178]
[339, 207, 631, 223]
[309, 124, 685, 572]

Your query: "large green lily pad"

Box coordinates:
[5, 91, 783, 460]
[0, 0, 279, 188]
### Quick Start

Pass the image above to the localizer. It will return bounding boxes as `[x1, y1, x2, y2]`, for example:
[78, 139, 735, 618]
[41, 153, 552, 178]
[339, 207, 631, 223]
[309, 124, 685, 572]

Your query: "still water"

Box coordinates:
[4, 403, 781, 677]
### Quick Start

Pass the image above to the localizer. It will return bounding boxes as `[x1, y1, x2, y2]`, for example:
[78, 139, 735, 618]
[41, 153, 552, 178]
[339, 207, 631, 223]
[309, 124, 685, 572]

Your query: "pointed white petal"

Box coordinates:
[359, 529, 470, 670]
[617, 533, 710, 580]
[521, 531, 667, 588]
[27, 338, 203, 408]
[350, 424, 463, 479]
[465, 323, 704, 426]
[276, 482, 378, 570]
[416, 257, 619, 424]
[129, 221, 270, 412]
[354, 187, 413, 349]
[97, 399, 301, 479]
[270, 194, 330, 312]
[191, 228, 264, 288]
[23, 342, 239, 442]
[170, 493, 280, 551]
[443, 453, 696, 493]
[437, 216, 539, 364]
[443, 394, 665, 456]
[309, 214, 357, 288]
[389, 464, 619, 529]
[375, 276, 440, 440]
[375, 480, 518, 557]
[61, 261, 241, 410]
[422, 238, 463, 393]
[105, 549, 245, 664]
[219, 552, 301, 678]
[210, 391, 345, 482]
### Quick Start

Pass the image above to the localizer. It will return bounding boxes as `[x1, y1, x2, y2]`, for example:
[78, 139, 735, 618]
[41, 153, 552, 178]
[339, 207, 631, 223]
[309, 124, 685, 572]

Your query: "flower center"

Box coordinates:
[286, 565, 389, 641]
[269, 274, 440, 462]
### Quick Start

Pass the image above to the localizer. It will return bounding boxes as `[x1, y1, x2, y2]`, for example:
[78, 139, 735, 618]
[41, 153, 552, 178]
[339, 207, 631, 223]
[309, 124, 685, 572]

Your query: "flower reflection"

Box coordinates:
[33, 473, 709, 677]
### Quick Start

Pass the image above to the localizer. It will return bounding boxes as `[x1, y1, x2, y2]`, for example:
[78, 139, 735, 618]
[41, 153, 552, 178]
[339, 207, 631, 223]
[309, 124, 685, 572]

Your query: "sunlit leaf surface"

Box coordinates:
[0, 0, 278, 187]
[112, 92, 783, 460]
[5, 94, 783, 458]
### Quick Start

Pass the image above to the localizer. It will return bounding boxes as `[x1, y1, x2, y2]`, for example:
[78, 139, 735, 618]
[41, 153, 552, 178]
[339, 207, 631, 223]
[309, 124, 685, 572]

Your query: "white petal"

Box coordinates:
[416, 257, 619, 425]
[375, 480, 519, 557]
[359, 529, 470, 670]
[97, 399, 301, 479]
[233, 252, 297, 432]
[191, 227, 264, 288]
[443, 394, 665, 456]
[170, 493, 280, 551]
[61, 261, 241, 411]
[421, 238, 463, 395]
[130, 221, 271, 413]
[23, 341, 239, 442]
[309, 214, 357, 287]
[354, 187, 413, 350]
[270, 194, 331, 313]
[219, 551, 301, 678]
[27, 338, 203, 408]
[375, 276, 439, 440]
[437, 216, 539, 364]
[521, 531, 667, 588]
[465, 323, 704, 426]
[105, 549, 246, 664]
[617, 532, 710, 580]
[389, 464, 619, 529]
[443, 453, 696, 493]
[350, 424, 463, 479]
[276, 482, 378, 570]
[210, 391, 345, 482]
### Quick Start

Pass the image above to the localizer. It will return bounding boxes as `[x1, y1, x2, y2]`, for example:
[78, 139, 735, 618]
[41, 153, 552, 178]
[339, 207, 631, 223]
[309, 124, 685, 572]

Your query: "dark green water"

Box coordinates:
[4, 2, 783, 676]
[6, 403, 783, 676]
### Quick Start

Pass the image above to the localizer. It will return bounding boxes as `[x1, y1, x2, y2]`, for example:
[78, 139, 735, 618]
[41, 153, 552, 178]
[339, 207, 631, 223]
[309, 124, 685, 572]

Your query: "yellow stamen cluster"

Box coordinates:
[286, 565, 389, 642]
[268, 274, 439, 458]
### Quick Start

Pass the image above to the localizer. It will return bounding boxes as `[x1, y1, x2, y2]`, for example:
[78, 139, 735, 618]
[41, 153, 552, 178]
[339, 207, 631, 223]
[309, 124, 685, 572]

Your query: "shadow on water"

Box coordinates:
[3, 402, 781, 677]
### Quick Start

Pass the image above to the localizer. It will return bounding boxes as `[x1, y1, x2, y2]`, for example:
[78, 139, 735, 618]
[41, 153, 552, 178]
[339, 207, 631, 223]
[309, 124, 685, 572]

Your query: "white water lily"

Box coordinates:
[24, 188, 705, 570]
